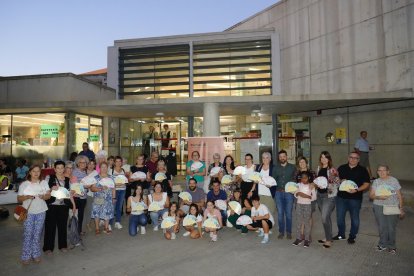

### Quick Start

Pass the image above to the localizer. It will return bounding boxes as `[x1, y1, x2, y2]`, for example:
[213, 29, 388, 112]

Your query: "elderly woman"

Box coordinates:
[17, 165, 51, 265]
[315, 151, 340, 248]
[369, 165, 404, 254]
[72, 155, 89, 235]
[90, 162, 115, 235]
[148, 183, 170, 231]
[255, 152, 276, 214]
[186, 151, 206, 189]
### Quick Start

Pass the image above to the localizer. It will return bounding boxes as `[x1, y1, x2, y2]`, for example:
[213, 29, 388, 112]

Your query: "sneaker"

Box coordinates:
[211, 234, 217, 242]
[347, 238, 355, 244]
[114, 222, 123, 229]
[108, 225, 112, 231]
[140, 226, 146, 235]
[333, 235, 346, 241]
[269, 230, 272, 235]
[261, 237, 269, 244]
[136, 226, 140, 233]
[388, 248, 397, 255]
[376, 245, 387, 252]
[303, 240, 310, 248]
[292, 239, 302, 246]
[171, 233, 176, 240]
[258, 229, 264, 237]
[209, 232, 214, 238]
[286, 233, 292, 240]
[153, 226, 159, 231]
[277, 233, 284, 239]
[183, 231, 191, 237]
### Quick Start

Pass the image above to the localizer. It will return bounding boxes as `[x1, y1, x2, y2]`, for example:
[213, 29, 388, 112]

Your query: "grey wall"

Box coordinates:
[0, 73, 115, 103]
[228, 0, 414, 97]
[310, 101, 414, 181]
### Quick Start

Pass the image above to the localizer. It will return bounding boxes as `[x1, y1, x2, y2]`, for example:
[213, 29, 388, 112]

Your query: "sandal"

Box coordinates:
[95, 229, 100, 235]
[323, 241, 332, 248]
[21, 260, 31, 265]
[103, 228, 112, 234]
[33, 257, 41, 263]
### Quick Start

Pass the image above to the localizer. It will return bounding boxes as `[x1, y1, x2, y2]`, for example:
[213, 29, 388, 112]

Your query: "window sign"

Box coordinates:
[89, 134, 100, 142]
[40, 124, 59, 138]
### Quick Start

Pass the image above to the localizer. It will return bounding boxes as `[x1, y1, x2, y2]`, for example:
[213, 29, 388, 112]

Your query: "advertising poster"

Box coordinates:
[187, 137, 225, 168]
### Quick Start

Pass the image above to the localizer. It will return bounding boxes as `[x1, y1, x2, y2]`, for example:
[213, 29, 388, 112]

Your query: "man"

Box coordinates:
[15, 159, 29, 192]
[78, 142, 95, 161]
[246, 195, 275, 244]
[206, 179, 228, 225]
[334, 152, 370, 244]
[354, 131, 374, 179]
[160, 124, 171, 149]
[146, 151, 159, 176]
[273, 150, 296, 239]
[179, 178, 206, 215]
[143, 126, 157, 158]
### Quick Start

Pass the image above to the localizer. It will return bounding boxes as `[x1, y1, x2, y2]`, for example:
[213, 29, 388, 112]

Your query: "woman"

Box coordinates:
[186, 151, 206, 189]
[240, 153, 257, 207]
[17, 165, 50, 265]
[182, 203, 203, 239]
[369, 165, 404, 254]
[64, 161, 77, 184]
[255, 152, 276, 214]
[222, 155, 235, 176]
[129, 154, 151, 196]
[107, 156, 115, 170]
[126, 185, 148, 236]
[109, 156, 129, 230]
[148, 183, 170, 231]
[95, 150, 108, 174]
[294, 157, 316, 183]
[203, 200, 222, 242]
[204, 153, 223, 193]
[72, 155, 89, 235]
[90, 162, 115, 235]
[315, 151, 340, 248]
[87, 160, 97, 175]
[43, 161, 76, 254]
[156, 160, 173, 198]
[162, 202, 180, 240]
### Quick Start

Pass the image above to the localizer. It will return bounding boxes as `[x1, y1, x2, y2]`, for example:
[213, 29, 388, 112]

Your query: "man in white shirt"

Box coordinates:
[354, 131, 373, 179]
[246, 195, 274, 244]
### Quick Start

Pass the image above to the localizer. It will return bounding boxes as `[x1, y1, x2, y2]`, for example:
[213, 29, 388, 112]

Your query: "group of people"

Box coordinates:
[15, 142, 405, 265]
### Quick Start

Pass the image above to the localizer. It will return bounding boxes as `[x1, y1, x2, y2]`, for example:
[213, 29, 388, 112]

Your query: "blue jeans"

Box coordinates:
[128, 214, 148, 236]
[113, 189, 126, 223]
[275, 191, 294, 234]
[150, 209, 167, 228]
[336, 196, 362, 239]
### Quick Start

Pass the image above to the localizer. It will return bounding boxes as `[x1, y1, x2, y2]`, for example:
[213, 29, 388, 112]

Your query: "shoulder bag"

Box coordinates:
[14, 199, 33, 222]
[383, 205, 401, 215]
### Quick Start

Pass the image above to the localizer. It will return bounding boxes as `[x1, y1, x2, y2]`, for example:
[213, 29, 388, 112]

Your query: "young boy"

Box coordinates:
[293, 172, 317, 247]
[246, 195, 274, 244]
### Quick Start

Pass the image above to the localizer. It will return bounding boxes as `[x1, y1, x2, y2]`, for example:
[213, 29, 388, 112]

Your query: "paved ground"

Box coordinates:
[1, 182, 413, 276]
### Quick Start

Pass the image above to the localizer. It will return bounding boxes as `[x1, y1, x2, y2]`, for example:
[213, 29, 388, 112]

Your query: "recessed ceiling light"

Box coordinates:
[155, 112, 164, 116]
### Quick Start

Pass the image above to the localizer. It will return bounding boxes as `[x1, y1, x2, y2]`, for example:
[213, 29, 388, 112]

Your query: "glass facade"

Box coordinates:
[118, 39, 271, 99]
[75, 114, 103, 155]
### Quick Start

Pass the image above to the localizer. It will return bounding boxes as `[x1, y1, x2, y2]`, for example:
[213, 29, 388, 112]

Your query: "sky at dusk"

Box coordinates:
[0, 0, 278, 76]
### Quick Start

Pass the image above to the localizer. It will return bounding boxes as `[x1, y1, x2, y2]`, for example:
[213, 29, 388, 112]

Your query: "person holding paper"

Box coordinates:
[73, 155, 89, 235]
[126, 185, 148, 236]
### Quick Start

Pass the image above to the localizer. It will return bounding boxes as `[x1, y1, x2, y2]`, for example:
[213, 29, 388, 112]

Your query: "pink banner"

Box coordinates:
[187, 137, 225, 167]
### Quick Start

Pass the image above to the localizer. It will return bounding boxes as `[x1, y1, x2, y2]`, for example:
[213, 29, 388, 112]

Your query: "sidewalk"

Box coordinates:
[0, 181, 412, 275]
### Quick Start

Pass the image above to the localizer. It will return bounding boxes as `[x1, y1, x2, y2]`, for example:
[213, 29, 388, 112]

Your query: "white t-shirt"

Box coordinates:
[258, 168, 271, 196]
[18, 180, 50, 214]
[251, 204, 274, 224]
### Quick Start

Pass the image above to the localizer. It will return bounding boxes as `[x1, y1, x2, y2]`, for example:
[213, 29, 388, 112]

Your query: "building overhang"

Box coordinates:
[0, 90, 412, 118]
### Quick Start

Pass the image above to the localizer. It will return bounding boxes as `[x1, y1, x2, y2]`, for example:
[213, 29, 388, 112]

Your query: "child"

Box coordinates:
[163, 202, 180, 240]
[182, 203, 203, 239]
[228, 189, 251, 234]
[293, 172, 317, 247]
[246, 195, 274, 244]
[203, 200, 222, 242]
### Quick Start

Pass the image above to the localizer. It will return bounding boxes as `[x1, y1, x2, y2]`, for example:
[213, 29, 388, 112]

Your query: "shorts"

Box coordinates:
[250, 219, 273, 229]
[359, 152, 370, 168]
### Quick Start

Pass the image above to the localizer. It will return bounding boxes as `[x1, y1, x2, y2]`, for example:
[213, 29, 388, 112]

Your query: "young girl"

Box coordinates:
[293, 173, 317, 247]
[228, 189, 251, 234]
[203, 200, 223, 242]
[126, 185, 148, 236]
[182, 203, 203, 239]
[17, 165, 51, 265]
[162, 202, 180, 240]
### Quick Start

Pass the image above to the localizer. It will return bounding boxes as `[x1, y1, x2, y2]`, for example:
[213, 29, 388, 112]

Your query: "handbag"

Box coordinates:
[93, 197, 105, 205]
[383, 205, 401, 215]
[14, 199, 33, 222]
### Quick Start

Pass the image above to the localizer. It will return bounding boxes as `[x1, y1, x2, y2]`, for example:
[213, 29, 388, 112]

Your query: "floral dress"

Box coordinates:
[91, 176, 114, 220]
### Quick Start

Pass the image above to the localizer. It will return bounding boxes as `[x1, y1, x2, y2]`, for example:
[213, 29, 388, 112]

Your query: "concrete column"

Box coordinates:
[66, 112, 77, 159]
[203, 102, 220, 137]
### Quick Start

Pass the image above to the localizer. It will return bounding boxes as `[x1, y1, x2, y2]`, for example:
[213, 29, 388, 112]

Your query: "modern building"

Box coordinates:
[0, 0, 413, 180]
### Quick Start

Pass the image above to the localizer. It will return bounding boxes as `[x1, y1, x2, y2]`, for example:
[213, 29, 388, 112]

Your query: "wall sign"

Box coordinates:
[40, 124, 59, 138]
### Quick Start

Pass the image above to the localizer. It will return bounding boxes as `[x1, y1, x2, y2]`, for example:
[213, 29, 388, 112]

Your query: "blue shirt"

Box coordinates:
[207, 189, 227, 202]
[355, 137, 369, 152]
[16, 165, 29, 179]
[79, 149, 95, 161]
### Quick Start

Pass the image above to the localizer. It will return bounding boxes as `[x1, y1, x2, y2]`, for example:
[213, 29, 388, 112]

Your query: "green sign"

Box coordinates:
[40, 124, 59, 138]
[89, 134, 100, 142]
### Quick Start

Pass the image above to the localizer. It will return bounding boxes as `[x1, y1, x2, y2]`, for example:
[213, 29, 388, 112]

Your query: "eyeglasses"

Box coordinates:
[78, 161, 87, 164]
